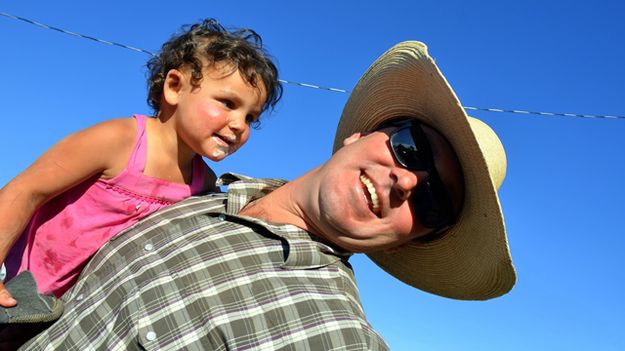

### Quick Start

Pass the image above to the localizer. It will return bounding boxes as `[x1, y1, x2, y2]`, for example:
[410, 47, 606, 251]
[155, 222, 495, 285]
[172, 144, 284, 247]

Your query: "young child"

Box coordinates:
[0, 18, 283, 306]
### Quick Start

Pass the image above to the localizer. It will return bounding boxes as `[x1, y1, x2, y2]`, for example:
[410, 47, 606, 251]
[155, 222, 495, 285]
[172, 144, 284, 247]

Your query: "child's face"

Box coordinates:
[170, 62, 267, 161]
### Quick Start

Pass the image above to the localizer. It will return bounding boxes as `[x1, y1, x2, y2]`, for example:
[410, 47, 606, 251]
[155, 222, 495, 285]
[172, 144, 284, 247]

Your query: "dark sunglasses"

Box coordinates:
[382, 120, 458, 230]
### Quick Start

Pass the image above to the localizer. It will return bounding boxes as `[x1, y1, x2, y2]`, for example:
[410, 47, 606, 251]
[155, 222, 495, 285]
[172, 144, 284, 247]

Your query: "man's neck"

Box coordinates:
[238, 180, 300, 225]
[238, 168, 320, 233]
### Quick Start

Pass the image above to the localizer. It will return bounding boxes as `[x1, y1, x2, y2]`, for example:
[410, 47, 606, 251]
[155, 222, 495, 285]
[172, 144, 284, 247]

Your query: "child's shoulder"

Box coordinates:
[71, 117, 139, 157]
[95, 116, 137, 130]
[86, 117, 137, 142]
[82, 117, 141, 178]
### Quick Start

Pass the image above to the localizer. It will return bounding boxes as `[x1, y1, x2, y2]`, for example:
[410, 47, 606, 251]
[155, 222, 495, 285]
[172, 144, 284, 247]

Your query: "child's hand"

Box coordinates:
[0, 283, 17, 307]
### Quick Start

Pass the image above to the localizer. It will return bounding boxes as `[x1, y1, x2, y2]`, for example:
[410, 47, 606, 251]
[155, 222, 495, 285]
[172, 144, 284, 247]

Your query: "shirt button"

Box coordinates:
[146, 331, 157, 341]
[75, 294, 84, 301]
[144, 243, 154, 252]
[218, 214, 226, 221]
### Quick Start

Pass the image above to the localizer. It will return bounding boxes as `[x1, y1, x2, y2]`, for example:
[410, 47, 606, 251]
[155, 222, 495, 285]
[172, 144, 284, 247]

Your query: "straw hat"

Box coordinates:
[333, 41, 515, 300]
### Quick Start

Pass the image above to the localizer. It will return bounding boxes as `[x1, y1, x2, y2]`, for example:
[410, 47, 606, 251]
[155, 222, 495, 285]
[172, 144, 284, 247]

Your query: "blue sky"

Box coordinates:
[1, 1, 624, 350]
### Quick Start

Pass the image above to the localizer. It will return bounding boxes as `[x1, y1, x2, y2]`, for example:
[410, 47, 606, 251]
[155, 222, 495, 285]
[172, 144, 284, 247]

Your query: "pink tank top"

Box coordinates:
[6, 115, 207, 296]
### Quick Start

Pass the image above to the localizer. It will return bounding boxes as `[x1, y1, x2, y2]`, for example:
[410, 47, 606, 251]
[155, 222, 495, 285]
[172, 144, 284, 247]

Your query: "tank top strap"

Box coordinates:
[125, 114, 149, 173]
[190, 154, 207, 193]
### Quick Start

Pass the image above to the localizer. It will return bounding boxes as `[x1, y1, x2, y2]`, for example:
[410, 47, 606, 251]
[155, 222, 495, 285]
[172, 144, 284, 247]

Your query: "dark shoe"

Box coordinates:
[0, 271, 63, 324]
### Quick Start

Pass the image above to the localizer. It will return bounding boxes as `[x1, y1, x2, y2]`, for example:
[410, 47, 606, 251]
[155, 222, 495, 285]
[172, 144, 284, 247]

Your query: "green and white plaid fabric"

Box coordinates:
[22, 174, 388, 351]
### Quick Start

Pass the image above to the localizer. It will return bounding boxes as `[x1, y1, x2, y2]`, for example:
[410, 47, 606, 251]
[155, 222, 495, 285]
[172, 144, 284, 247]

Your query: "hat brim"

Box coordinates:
[333, 41, 515, 300]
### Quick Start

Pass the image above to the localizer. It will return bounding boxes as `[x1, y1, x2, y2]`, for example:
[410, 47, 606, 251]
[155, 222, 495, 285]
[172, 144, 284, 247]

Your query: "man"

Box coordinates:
[20, 41, 515, 350]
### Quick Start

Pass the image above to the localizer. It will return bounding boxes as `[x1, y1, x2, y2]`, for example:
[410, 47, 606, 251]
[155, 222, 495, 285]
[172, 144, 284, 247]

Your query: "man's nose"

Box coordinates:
[391, 167, 425, 201]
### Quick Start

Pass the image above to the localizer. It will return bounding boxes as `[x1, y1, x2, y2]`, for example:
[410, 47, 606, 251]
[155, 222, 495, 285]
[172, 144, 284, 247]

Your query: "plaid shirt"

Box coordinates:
[22, 174, 389, 351]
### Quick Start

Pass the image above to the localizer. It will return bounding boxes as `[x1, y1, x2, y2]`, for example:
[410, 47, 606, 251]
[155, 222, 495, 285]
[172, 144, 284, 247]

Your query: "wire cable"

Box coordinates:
[1, 11, 623, 120]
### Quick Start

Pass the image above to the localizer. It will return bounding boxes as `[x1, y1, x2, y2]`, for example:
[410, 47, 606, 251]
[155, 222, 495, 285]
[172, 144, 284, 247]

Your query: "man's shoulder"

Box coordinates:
[216, 172, 288, 189]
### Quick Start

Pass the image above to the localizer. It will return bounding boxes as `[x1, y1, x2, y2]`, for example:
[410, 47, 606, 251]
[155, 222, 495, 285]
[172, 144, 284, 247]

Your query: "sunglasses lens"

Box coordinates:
[386, 121, 457, 230]
[390, 127, 426, 170]
[413, 179, 454, 228]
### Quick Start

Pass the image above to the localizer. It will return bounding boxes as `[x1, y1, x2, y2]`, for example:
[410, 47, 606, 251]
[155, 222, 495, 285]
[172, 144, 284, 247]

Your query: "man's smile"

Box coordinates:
[359, 173, 381, 217]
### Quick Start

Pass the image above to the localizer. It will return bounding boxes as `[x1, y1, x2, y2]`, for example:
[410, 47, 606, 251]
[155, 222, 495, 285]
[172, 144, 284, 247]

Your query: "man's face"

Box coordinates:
[309, 123, 464, 253]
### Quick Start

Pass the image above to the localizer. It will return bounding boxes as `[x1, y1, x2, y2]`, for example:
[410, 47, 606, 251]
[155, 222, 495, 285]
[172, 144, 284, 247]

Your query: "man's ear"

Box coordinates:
[163, 69, 185, 106]
[343, 132, 367, 146]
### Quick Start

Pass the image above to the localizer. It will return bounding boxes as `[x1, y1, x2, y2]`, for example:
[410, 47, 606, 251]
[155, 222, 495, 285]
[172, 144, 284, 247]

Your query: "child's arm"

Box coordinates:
[0, 118, 135, 307]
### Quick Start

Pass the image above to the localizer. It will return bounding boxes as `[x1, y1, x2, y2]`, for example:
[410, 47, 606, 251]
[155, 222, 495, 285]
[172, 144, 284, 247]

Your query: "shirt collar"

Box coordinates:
[216, 173, 352, 269]
[217, 172, 288, 215]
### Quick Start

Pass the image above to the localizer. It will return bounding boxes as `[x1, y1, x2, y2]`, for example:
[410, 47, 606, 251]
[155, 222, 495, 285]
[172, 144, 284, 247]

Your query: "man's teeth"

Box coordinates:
[359, 174, 380, 214]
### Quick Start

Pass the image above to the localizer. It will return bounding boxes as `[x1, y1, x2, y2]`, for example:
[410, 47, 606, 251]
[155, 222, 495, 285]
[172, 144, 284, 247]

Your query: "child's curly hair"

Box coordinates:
[147, 18, 282, 126]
